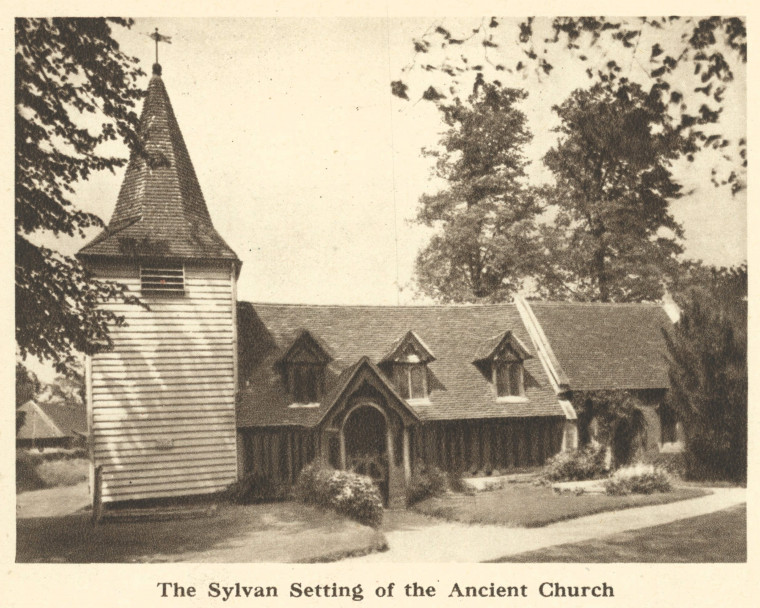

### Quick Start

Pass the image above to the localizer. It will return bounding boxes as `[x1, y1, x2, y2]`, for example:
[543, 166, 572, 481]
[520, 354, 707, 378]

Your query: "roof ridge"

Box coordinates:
[242, 301, 518, 309]
[528, 300, 664, 307]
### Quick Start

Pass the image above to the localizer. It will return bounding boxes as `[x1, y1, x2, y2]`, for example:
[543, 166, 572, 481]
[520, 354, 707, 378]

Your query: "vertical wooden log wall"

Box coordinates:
[410, 418, 564, 475]
[240, 428, 316, 483]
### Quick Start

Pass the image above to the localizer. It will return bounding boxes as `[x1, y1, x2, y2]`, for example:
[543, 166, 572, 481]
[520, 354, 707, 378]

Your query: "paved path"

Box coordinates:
[346, 487, 746, 562]
[16, 482, 90, 519]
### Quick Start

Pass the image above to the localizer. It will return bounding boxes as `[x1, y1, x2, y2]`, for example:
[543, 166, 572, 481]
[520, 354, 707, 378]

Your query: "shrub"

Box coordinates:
[447, 469, 475, 495]
[407, 465, 449, 505]
[294, 463, 383, 528]
[541, 443, 608, 482]
[604, 464, 672, 496]
[16, 451, 46, 492]
[36, 458, 88, 488]
[638, 450, 687, 479]
[226, 473, 290, 504]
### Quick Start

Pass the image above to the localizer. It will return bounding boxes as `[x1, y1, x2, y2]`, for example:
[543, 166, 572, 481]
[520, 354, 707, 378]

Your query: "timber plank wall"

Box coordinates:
[88, 261, 238, 502]
[239, 417, 565, 484]
[411, 418, 565, 475]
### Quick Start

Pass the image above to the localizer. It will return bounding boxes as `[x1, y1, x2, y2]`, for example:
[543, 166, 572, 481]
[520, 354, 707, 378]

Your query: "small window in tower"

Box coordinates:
[141, 265, 185, 295]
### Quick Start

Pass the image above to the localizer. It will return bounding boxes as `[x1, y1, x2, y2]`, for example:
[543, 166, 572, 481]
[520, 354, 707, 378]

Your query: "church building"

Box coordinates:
[77, 61, 678, 508]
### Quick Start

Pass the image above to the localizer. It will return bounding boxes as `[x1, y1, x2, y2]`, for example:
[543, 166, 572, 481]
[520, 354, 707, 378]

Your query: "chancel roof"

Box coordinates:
[527, 302, 672, 391]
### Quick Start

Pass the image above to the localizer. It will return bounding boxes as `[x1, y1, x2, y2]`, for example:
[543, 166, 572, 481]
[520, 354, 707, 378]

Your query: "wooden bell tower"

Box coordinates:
[77, 60, 241, 503]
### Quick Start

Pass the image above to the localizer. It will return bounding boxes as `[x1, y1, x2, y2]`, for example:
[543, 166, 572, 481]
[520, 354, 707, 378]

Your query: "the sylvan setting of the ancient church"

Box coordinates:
[76, 60, 682, 510]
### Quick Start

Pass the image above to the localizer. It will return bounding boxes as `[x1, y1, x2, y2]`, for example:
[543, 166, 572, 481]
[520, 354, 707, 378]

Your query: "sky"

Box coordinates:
[23, 15, 746, 384]
[46, 16, 746, 311]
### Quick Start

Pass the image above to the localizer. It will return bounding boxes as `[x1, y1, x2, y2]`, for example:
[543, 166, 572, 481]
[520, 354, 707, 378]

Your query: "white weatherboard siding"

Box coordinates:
[89, 262, 238, 502]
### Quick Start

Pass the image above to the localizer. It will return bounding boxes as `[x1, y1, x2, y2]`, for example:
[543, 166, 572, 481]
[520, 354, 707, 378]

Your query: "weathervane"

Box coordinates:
[148, 28, 172, 65]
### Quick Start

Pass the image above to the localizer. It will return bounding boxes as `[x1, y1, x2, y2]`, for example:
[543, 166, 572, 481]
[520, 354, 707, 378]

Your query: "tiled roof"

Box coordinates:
[236, 303, 566, 427]
[16, 400, 86, 441]
[78, 66, 238, 263]
[526, 302, 672, 391]
[473, 330, 532, 362]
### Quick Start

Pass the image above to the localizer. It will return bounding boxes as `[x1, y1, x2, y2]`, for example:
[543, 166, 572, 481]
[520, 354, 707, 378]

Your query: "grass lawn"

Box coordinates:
[413, 483, 709, 527]
[492, 504, 746, 562]
[17, 491, 387, 563]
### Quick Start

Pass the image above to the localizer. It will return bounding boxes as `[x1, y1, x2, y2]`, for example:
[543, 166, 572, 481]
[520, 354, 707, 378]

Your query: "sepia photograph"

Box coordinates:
[14, 13, 747, 568]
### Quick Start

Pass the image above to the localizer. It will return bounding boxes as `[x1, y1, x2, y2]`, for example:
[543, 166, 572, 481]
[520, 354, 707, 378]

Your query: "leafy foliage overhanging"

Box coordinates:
[572, 390, 649, 468]
[16, 18, 146, 374]
[393, 17, 746, 194]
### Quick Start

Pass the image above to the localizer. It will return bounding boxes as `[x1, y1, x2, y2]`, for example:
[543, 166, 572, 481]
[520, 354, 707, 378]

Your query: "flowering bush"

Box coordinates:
[294, 463, 383, 528]
[541, 443, 609, 482]
[604, 464, 672, 496]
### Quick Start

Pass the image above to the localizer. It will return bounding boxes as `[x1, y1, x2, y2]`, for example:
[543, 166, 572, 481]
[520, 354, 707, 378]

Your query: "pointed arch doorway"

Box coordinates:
[342, 402, 389, 504]
[316, 358, 419, 509]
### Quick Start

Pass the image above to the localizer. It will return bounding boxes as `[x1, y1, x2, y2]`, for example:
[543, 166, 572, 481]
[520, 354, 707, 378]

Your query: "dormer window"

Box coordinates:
[286, 364, 325, 404]
[494, 360, 524, 398]
[141, 264, 185, 295]
[277, 330, 332, 404]
[393, 363, 428, 400]
[474, 330, 532, 401]
[381, 331, 435, 402]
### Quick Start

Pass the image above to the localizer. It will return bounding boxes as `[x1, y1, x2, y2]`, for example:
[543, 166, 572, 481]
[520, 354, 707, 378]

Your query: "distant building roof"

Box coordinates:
[78, 64, 238, 264]
[526, 301, 673, 391]
[16, 400, 86, 441]
[236, 302, 566, 427]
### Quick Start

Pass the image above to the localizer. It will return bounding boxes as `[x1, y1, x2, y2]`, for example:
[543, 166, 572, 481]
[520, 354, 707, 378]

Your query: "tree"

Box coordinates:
[663, 265, 747, 482]
[39, 359, 86, 407]
[414, 84, 542, 302]
[670, 260, 747, 305]
[393, 17, 746, 194]
[16, 362, 41, 433]
[537, 80, 691, 302]
[16, 362, 40, 406]
[16, 18, 145, 375]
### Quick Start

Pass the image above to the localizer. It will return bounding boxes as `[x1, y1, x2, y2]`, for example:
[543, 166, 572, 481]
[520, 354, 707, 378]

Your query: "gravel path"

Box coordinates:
[16, 482, 90, 519]
[346, 487, 746, 562]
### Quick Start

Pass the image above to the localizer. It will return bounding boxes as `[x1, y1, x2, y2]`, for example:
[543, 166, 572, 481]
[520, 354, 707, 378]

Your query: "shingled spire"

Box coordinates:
[78, 63, 239, 264]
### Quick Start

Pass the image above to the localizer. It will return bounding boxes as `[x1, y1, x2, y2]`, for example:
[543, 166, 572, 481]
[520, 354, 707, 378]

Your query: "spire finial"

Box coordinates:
[148, 28, 172, 69]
